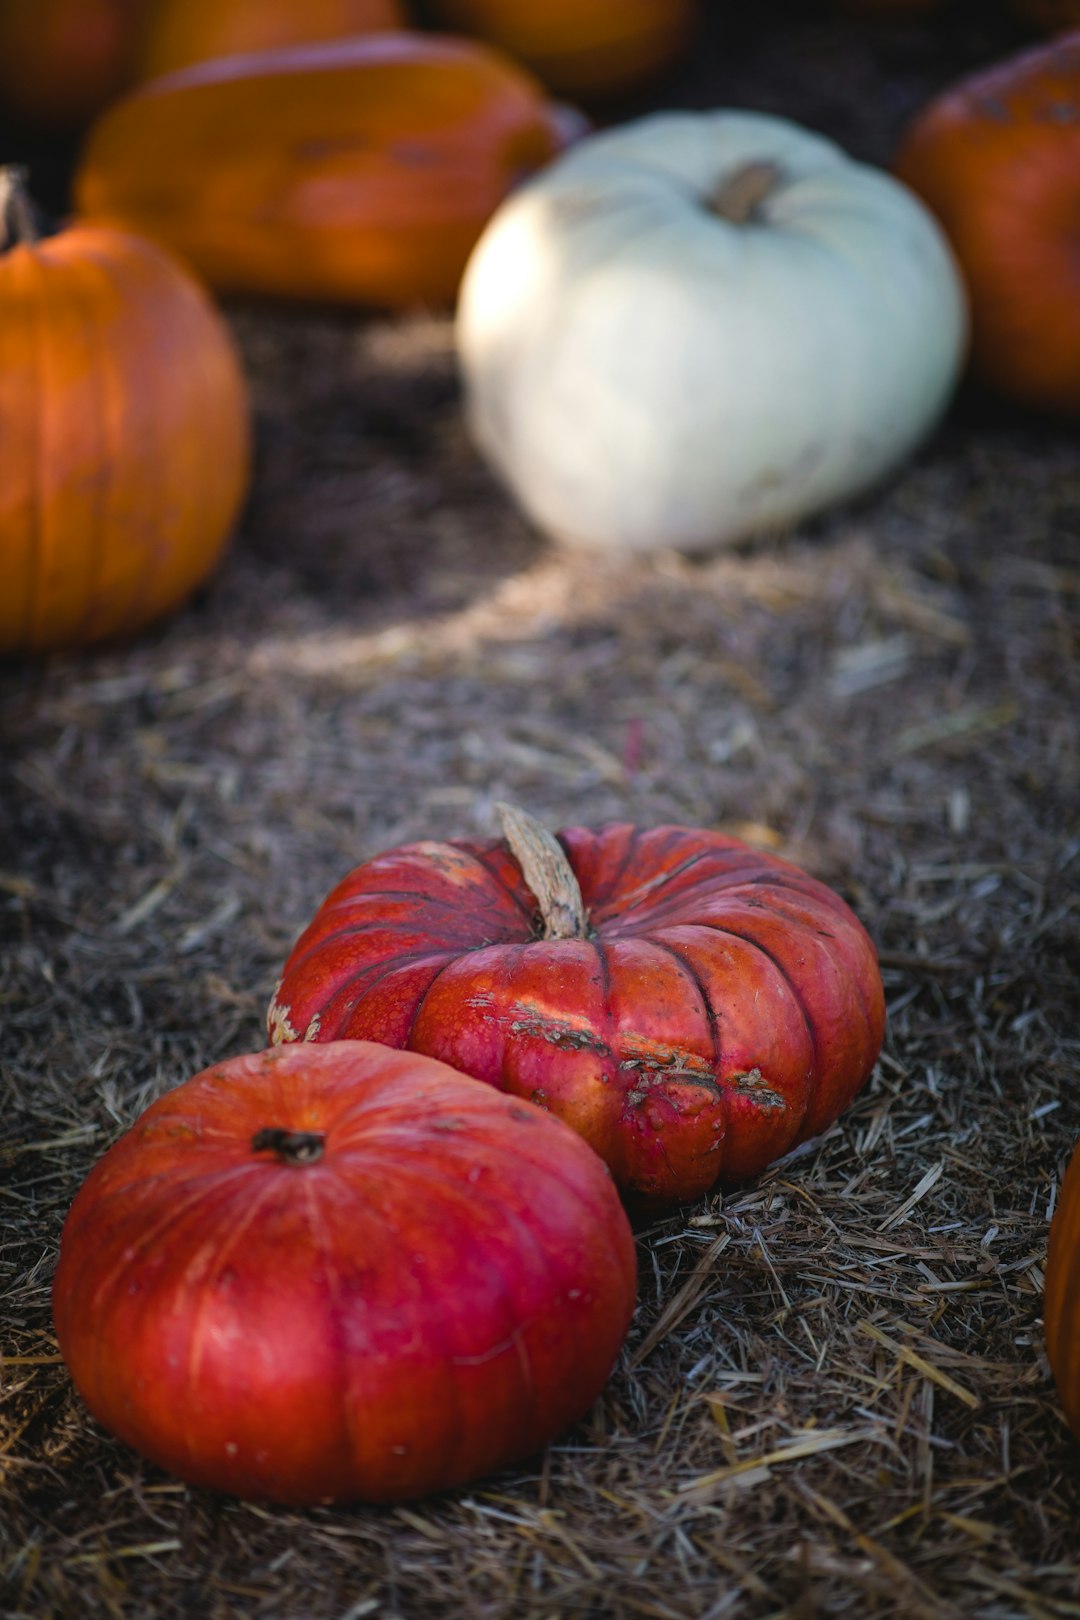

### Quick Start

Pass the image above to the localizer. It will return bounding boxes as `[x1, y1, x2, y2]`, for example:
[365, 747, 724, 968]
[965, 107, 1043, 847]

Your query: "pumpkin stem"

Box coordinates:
[709, 161, 782, 226]
[251, 1127, 326, 1165]
[496, 802, 588, 942]
[0, 165, 39, 249]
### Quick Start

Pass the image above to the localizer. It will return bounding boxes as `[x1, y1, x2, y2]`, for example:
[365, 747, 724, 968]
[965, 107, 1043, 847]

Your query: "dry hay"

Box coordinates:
[2, 3, 1079, 1616]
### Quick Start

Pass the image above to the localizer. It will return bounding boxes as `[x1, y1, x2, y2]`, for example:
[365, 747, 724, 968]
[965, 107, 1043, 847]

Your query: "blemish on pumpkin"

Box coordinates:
[509, 1011, 609, 1054]
[303, 1013, 322, 1042]
[266, 992, 298, 1045]
[430, 1117, 464, 1133]
[508, 1105, 538, 1124]
[727, 1067, 786, 1110]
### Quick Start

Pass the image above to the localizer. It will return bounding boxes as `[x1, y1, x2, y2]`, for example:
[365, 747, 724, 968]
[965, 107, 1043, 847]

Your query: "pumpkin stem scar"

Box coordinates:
[0, 164, 39, 250]
[495, 802, 589, 941]
[708, 161, 783, 226]
[251, 1128, 326, 1165]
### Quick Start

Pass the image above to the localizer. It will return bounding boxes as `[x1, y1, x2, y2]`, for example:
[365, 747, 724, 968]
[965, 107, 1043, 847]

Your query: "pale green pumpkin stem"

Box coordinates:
[496, 802, 588, 941]
[0, 165, 39, 250]
[709, 161, 782, 226]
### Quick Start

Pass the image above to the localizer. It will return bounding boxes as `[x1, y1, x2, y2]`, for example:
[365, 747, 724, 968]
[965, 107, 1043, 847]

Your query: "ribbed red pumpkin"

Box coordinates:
[52, 1041, 637, 1505]
[0, 169, 250, 656]
[893, 31, 1080, 415]
[1045, 1137, 1080, 1441]
[268, 810, 885, 1205]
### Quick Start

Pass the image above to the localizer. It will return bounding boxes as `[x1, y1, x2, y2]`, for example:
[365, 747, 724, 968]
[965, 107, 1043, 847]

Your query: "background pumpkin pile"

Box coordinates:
[2, 0, 1078, 1605]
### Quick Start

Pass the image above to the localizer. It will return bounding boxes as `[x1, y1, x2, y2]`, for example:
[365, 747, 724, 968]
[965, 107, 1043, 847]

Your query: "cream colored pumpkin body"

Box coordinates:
[457, 111, 968, 553]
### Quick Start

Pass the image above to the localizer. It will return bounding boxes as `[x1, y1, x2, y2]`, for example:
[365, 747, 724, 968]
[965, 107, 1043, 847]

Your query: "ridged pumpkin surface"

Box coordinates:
[1045, 1137, 1080, 1441]
[0, 211, 249, 655]
[136, 0, 406, 81]
[53, 1041, 637, 1504]
[894, 32, 1080, 415]
[269, 821, 885, 1205]
[75, 34, 573, 309]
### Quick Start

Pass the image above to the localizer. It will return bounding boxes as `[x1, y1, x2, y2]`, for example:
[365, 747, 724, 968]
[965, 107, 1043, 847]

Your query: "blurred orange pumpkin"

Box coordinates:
[0, 0, 146, 125]
[75, 34, 575, 310]
[137, 0, 406, 81]
[422, 0, 695, 100]
[1045, 1138, 1080, 1441]
[0, 168, 250, 656]
[894, 31, 1080, 415]
[1010, 1, 1080, 28]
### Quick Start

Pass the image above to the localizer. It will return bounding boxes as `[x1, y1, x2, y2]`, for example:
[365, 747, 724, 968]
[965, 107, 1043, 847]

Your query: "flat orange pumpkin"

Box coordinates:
[75, 34, 575, 310]
[893, 31, 1080, 415]
[0, 169, 250, 656]
[136, 0, 406, 81]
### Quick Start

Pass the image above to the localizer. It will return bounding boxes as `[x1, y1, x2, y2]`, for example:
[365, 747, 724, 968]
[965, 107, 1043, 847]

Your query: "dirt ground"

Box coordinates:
[2, 3, 1079, 1616]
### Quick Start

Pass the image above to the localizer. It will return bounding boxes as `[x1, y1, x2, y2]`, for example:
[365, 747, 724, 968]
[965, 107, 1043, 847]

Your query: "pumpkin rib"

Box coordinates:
[640, 931, 732, 1164]
[59, 249, 114, 648]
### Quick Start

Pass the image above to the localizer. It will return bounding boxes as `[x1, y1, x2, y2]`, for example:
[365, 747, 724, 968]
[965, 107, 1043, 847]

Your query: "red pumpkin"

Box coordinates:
[136, 0, 406, 81]
[75, 34, 575, 310]
[0, 168, 250, 656]
[268, 809, 885, 1206]
[0, 0, 147, 126]
[52, 1040, 637, 1505]
[893, 32, 1080, 415]
[423, 0, 696, 101]
[1045, 1137, 1080, 1441]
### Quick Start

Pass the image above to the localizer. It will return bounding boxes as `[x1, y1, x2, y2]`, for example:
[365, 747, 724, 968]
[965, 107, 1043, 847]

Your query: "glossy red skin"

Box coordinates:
[269, 824, 885, 1205]
[1045, 1136, 1080, 1441]
[52, 1041, 637, 1505]
[893, 32, 1080, 415]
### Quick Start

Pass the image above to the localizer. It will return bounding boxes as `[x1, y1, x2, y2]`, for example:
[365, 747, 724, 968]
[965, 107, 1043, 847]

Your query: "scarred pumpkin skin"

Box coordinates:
[893, 32, 1080, 416]
[1045, 1137, 1080, 1441]
[268, 822, 885, 1206]
[136, 0, 406, 82]
[52, 1041, 637, 1505]
[423, 0, 696, 101]
[75, 34, 575, 310]
[0, 189, 250, 656]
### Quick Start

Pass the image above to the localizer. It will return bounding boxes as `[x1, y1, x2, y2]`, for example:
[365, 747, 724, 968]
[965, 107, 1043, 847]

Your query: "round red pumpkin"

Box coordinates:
[268, 810, 885, 1206]
[893, 31, 1080, 415]
[52, 1040, 637, 1505]
[1045, 1136, 1080, 1441]
[0, 168, 250, 656]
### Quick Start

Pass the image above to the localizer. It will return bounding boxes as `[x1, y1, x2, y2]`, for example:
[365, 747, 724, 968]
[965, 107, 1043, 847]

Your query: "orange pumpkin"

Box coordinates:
[0, 0, 147, 126]
[422, 0, 695, 101]
[1045, 1138, 1080, 1441]
[893, 32, 1080, 415]
[1010, 1, 1080, 28]
[75, 35, 575, 310]
[137, 0, 406, 82]
[0, 168, 250, 656]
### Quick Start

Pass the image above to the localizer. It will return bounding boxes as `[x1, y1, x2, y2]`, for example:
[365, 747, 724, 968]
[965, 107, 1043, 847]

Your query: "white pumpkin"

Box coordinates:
[456, 110, 969, 554]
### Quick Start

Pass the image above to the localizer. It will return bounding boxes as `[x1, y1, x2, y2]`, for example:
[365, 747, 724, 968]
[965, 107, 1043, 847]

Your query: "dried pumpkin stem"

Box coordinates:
[709, 161, 782, 226]
[251, 1127, 326, 1165]
[0, 165, 39, 249]
[496, 801, 588, 941]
